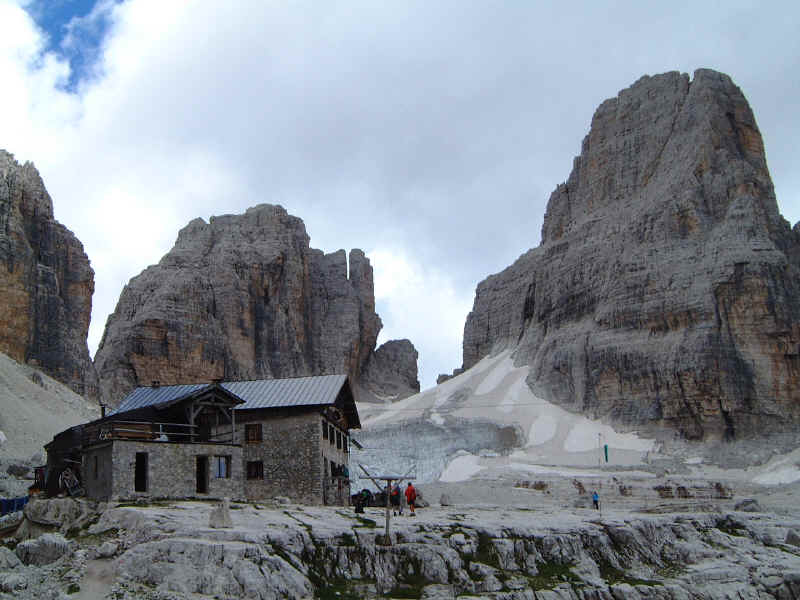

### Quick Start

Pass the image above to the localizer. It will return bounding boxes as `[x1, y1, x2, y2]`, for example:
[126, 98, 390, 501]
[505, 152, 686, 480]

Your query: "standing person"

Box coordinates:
[592, 490, 600, 510]
[390, 483, 402, 515]
[405, 482, 417, 516]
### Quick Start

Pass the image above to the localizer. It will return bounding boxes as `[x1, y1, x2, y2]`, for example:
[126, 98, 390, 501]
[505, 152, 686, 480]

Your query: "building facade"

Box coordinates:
[44, 375, 359, 505]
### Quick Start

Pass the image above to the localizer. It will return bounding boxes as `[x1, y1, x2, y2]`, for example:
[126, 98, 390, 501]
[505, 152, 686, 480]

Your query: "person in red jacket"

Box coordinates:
[405, 482, 417, 516]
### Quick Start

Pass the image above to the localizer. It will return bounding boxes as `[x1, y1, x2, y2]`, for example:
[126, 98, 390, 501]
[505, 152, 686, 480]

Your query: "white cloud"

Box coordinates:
[369, 248, 472, 387]
[1, 0, 799, 392]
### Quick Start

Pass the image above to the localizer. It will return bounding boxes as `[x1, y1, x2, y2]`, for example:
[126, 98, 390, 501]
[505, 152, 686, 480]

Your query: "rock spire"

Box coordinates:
[462, 69, 800, 439]
[94, 204, 418, 404]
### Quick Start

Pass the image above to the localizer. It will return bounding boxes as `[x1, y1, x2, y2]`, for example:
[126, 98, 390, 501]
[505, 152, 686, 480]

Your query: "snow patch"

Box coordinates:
[752, 466, 800, 485]
[507, 463, 656, 479]
[429, 413, 444, 425]
[563, 421, 654, 453]
[475, 356, 514, 395]
[528, 415, 557, 446]
[440, 453, 484, 482]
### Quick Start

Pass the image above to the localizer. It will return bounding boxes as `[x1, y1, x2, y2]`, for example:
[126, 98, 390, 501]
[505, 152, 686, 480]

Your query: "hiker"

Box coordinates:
[592, 490, 600, 510]
[353, 488, 369, 514]
[405, 482, 417, 516]
[390, 483, 402, 515]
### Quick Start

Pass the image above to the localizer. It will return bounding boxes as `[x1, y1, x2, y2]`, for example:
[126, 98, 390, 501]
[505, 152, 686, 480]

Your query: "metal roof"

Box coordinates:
[112, 384, 208, 415]
[112, 374, 349, 414]
[223, 375, 348, 410]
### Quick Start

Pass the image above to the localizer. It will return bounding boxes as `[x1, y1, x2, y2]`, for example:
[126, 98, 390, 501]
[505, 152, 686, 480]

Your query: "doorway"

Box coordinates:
[196, 456, 209, 494]
[134, 453, 148, 492]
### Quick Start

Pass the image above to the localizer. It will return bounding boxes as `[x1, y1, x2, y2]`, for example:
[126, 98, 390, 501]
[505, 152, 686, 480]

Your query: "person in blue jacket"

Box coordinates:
[592, 490, 600, 510]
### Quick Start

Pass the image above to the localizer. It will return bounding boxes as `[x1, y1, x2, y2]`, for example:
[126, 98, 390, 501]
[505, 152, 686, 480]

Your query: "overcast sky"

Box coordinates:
[2, 1, 799, 390]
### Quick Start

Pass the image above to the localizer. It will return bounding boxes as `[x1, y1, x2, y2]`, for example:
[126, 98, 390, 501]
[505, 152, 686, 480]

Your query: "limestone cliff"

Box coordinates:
[462, 69, 800, 440]
[94, 204, 418, 404]
[0, 151, 97, 397]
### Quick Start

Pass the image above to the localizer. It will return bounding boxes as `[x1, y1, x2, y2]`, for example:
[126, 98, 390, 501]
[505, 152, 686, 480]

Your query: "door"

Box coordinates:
[135, 453, 148, 492]
[196, 456, 209, 494]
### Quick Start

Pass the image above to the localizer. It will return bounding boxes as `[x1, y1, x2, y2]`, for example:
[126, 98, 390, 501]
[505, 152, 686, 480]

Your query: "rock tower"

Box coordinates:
[462, 70, 800, 439]
[95, 204, 418, 404]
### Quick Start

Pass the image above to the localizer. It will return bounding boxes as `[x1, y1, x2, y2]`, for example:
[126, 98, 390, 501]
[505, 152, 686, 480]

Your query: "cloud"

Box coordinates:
[1, 0, 800, 389]
[369, 248, 472, 389]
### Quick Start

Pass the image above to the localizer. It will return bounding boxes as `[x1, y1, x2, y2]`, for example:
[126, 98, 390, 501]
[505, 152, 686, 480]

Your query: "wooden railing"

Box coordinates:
[82, 421, 236, 446]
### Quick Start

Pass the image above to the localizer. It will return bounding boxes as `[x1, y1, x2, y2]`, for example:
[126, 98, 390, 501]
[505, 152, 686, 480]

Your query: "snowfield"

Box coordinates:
[353, 349, 800, 490]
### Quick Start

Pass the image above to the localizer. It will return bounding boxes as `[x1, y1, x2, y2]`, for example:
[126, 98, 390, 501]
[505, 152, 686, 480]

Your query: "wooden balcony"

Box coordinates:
[81, 421, 236, 447]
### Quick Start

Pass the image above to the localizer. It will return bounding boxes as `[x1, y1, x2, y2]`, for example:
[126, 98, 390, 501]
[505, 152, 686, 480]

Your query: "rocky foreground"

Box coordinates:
[3, 476, 800, 599]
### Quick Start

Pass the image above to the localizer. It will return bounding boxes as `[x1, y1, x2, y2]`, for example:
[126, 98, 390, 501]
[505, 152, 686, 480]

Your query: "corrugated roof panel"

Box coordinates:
[225, 374, 347, 410]
[111, 383, 209, 415]
[110, 374, 348, 416]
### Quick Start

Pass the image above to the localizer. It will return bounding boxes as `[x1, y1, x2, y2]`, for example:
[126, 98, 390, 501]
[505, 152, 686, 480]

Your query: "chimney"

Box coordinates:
[152, 380, 160, 388]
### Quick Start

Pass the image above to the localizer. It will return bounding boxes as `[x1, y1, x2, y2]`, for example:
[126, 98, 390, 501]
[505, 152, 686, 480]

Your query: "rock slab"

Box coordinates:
[0, 151, 97, 397]
[461, 69, 800, 439]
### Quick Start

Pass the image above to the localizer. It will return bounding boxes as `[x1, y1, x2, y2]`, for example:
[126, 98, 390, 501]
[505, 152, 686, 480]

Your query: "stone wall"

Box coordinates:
[82, 444, 113, 501]
[240, 410, 341, 505]
[110, 440, 243, 501]
[319, 414, 352, 505]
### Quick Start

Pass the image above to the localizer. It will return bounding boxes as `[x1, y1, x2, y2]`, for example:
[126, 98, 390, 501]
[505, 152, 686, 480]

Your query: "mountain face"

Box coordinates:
[0, 151, 97, 398]
[94, 204, 418, 405]
[462, 69, 800, 440]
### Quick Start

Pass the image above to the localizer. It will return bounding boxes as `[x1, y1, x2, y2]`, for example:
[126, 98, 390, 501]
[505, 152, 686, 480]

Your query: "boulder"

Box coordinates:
[0, 547, 21, 570]
[15, 532, 73, 566]
[22, 497, 97, 534]
[734, 498, 762, 512]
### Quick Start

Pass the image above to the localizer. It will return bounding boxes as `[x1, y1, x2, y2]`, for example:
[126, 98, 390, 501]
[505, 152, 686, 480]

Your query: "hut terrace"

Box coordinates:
[45, 375, 359, 506]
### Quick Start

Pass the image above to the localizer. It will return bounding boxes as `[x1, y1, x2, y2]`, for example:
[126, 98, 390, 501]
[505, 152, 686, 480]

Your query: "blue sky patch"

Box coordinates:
[24, 0, 120, 91]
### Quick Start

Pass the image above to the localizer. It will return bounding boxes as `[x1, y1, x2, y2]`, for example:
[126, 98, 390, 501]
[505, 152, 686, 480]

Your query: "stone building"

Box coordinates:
[44, 375, 359, 505]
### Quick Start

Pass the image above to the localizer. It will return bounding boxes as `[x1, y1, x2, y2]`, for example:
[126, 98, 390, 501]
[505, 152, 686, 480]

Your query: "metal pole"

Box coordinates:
[384, 478, 392, 545]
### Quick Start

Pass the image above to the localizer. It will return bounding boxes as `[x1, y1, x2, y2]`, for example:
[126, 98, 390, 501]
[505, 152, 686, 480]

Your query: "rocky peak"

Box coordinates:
[94, 204, 417, 404]
[0, 151, 97, 397]
[462, 69, 800, 440]
[359, 339, 420, 402]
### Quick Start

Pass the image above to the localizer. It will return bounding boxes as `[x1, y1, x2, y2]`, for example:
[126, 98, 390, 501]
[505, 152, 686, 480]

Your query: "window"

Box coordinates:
[245, 423, 262, 443]
[344, 435, 349, 454]
[322, 421, 328, 440]
[336, 431, 342, 450]
[246, 461, 263, 480]
[93, 455, 98, 479]
[214, 456, 231, 479]
[329, 424, 335, 445]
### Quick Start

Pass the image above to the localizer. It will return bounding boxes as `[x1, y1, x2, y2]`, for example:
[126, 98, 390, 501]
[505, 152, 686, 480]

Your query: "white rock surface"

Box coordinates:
[15, 532, 73, 566]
